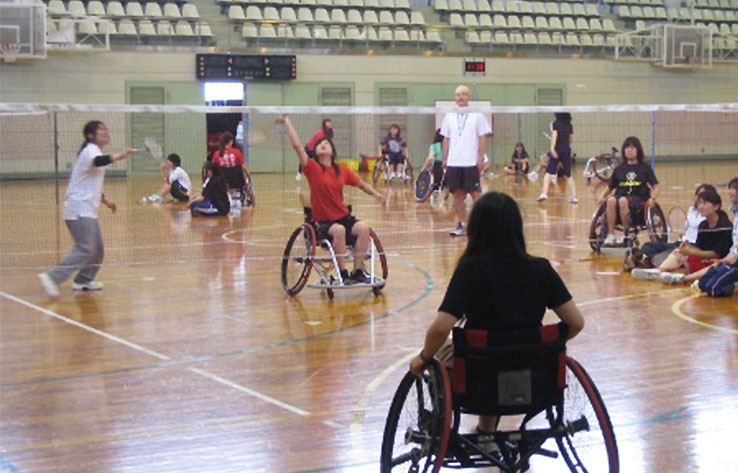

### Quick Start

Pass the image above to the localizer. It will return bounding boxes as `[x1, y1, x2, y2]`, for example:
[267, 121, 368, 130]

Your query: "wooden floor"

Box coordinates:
[1, 161, 736, 473]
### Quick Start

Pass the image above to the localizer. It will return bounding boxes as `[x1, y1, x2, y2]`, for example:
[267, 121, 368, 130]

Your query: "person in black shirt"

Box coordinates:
[537, 113, 578, 203]
[599, 136, 660, 246]
[190, 162, 231, 216]
[504, 142, 530, 175]
[409, 191, 585, 433]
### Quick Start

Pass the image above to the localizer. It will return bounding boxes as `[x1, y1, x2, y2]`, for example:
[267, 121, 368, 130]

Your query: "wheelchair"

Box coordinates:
[280, 207, 388, 299]
[381, 324, 619, 473]
[373, 155, 414, 186]
[221, 165, 255, 208]
[589, 199, 668, 253]
[415, 164, 448, 209]
[582, 147, 622, 184]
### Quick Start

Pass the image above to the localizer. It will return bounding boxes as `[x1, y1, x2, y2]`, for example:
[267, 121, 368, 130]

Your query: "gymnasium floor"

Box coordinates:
[0, 161, 736, 473]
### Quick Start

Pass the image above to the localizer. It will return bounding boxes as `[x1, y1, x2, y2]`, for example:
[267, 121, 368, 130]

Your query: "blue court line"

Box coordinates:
[0, 454, 21, 473]
[1, 260, 434, 388]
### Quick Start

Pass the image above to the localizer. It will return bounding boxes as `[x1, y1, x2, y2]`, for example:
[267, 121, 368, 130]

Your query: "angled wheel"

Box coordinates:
[380, 360, 452, 473]
[369, 228, 389, 282]
[281, 224, 316, 296]
[556, 357, 619, 473]
[404, 160, 414, 184]
[646, 204, 668, 244]
[415, 169, 433, 203]
[593, 155, 618, 182]
[588, 204, 608, 252]
[373, 158, 385, 185]
[244, 177, 255, 207]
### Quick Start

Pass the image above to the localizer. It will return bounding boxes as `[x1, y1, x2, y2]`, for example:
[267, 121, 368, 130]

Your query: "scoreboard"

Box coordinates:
[196, 54, 296, 80]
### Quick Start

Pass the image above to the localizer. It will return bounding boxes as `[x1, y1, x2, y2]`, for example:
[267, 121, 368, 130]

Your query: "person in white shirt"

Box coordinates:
[140, 153, 191, 204]
[440, 85, 492, 236]
[38, 121, 133, 297]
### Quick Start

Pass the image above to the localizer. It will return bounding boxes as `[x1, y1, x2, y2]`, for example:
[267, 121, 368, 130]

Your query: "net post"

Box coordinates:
[53, 111, 60, 205]
[650, 110, 656, 171]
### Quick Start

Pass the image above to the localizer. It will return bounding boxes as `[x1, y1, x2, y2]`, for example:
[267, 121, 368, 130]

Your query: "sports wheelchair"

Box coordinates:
[372, 154, 414, 186]
[221, 165, 255, 208]
[582, 147, 622, 184]
[589, 199, 668, 253]
[280, 207, 388, 299]
[381, 324, 618, 473]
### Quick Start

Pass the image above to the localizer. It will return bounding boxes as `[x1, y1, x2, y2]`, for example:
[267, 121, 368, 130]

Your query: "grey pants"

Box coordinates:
[48, 217, 104, 285]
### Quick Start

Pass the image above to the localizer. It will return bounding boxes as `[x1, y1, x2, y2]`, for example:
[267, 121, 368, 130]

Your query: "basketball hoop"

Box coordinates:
[0, 43, 20, 63]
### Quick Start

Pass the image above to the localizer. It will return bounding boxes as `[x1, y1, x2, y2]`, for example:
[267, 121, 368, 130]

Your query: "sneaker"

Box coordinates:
[569, 196, 579, 204]
[349, 269, 371, 284]
[148, 194, 163, 204]
[295, 171, 302, 181]
[631, 268, 662, 281]
[536, 193, 548, 202]
[72, 281, 104, 291]
[38, 273, 60, 298]
[690, 280, 703, 293]
[339, 269, 350, 284]
[527, 171, 539, 182]
[450, 222, 467, 237]
[660, 272, 684, 285]
[602, 234, 617, 247]
[474, 427, 501, 455]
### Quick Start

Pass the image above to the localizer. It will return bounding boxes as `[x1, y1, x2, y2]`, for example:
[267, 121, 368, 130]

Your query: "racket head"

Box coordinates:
[667, 206, 688, 240]
[144, 137, 163, 161]
[415, 169, 431, 202]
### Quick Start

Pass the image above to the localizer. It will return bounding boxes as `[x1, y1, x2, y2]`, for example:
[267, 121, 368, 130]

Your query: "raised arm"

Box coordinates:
[276, 116, 309, 168]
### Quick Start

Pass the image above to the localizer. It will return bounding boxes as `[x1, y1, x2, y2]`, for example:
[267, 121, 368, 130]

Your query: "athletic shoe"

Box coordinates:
[602, 234, 617, 247]
[631, 268, 662, 281]
[38, 273, 60, 298]
[295, 171, 302, 181]
[536, 193, 548, 202]
[148, 194, 163, 204]
[527, 171, 539, 182]
[339, 269, 350, 284]
[450, 222, 467, 237]
[72, 281, 104, 291]
[349, 269, 371, 284]
[660, 272, 684, 285]
[689, 280, 703, 293]
[569, 196, 579, 204]
[474, 427, 501, 455]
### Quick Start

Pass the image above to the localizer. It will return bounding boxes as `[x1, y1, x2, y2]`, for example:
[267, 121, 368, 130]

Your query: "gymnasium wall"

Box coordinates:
[1, 51, 737, 175]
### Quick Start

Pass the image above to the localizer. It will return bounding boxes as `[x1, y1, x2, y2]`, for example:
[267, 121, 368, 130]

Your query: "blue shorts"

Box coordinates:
[387, 151, 405, 166]
[170, 180, 190, 202]
[698, 261, 738, 297]
[190, 199, 221, 216]
[546, 147, 572, 178]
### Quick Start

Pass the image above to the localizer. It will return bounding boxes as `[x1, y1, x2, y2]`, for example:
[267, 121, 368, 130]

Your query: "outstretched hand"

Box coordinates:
[275, 115, 288, 125]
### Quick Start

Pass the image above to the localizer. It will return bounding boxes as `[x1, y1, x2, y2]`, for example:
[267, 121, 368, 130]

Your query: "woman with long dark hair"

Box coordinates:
[409, 191, 584, 432]
[297, 118, 334, 181]
[277, 116, 386, 283]
[537, 113, 578, 203]
[379, 124, 409, 179]
[38, 121, 133, 297]
[504, 142, 530, 175]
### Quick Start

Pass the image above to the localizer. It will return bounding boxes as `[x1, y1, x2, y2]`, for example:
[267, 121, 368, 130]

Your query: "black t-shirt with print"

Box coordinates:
[203, 176, 231, 216]
[551, 120, 573, 149]
[695, 211, 733, 258]
[438, 255, 572, 331]
[608, 162, 659, 200]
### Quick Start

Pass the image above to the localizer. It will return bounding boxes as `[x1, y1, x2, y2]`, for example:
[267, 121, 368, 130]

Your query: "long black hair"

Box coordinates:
[315, 137, 340, 176]
[512, 142, 528, 159]
[79, 120, 105, 154]
[460, 192, 527, 264]
[554, 112, 572, 122]
[218, 131, 234, 157]
[621, 136, 645, 163]
[321, 118, 334, 139]
[385, 124, 402, 140]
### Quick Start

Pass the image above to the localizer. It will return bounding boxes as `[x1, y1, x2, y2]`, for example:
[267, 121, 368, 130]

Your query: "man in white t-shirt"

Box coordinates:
[440, 85, 492, 236]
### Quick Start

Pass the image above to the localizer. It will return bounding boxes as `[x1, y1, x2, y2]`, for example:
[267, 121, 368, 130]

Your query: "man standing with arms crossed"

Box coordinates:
[441, 85, 492, 236]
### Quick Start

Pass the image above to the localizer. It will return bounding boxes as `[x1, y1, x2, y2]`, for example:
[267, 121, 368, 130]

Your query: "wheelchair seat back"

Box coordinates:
[452, 323, 568, 416]
[221, 166, 245, 190]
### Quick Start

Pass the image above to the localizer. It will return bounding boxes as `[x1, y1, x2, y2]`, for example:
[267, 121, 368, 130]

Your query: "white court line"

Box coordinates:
[0, 290, 312, 418]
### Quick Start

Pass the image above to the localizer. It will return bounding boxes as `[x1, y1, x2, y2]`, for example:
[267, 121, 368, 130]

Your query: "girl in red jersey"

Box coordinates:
[212, 132, 252, 207]
[296, 118, 333, 181]
[277, 116, 386, 284]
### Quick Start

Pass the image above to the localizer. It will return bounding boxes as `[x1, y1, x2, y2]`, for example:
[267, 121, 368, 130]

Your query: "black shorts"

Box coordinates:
[546, 147, 572, 178]
[431, 161, 444, 189]
[445, 166, 481, 193]
[313, 214, 359, 247]
[615, 194, 645, 224]
[387, 151, 405, 166]
[170, 180, 190, 202]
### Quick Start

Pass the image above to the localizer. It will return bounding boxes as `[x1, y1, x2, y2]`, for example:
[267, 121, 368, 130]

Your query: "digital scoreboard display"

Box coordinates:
[196, 54, 296, 80]
[464, 60, 486, 73]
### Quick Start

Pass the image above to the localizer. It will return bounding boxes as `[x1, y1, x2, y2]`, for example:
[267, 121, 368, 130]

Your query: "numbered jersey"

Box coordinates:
[212, 147, 245, 168]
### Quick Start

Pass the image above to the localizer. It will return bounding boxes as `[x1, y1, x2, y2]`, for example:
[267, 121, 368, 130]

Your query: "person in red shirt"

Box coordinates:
[278, 115, 386, 284]
[296, 118, 333, 181]
[212, 131, 252, 206]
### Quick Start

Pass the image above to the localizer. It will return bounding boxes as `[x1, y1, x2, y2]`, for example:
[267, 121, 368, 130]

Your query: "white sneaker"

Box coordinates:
[569, 196, 579, 204]
[660, 272, 684, 285]
[527, 171, 539, 182]
[690, 280, 703, 293]
[536, 193, 548, 202]
[72, 281, 104, 291]
[295, 171, 302, 181]
[38, 273, 60, 298]
[603, 234, 617, 246]
[450, 222, 467, 237]
[148, 194, 162, 204]
[631, 268, 662, 281]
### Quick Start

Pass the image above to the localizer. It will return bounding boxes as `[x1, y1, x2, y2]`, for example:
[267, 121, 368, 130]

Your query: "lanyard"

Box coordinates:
[457, 113, 468, 136]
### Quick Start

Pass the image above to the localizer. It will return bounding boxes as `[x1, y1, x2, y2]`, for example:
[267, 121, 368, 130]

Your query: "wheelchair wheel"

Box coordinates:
[415, 170, 433, 203]
[373, 159, 386, 185]
[380, 360, 451, 473]
[588, 205, 608, 252]
[593, 155, 619, 182]
[369, 228, 389, 282]
[404, 160, 414, 183]
[646, 204, 668, 244]
[244, 177, 255, 207]
[556, 357, 619, 473]
[281, 224, 316, 296]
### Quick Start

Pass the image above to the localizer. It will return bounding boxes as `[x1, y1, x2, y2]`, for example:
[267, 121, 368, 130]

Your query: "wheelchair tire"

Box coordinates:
[244, 177, 255, 207]
[646, 204, 668, 244]
[404, 160, 414, 184]
[588, 205, 608, 252]
[281, 224, 316, 296]
[415, 170, 433, 203]
[369, 229, 389, 283]
[373, 159, 385, 185]
[593, 154, 620, 182]
[326, 288, 334, 300]
[380, 360, 452, 473]
[556, 357, 619, 473]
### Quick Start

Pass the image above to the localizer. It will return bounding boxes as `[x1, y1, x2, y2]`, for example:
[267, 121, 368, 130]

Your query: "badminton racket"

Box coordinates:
[134, 137, 164, 161]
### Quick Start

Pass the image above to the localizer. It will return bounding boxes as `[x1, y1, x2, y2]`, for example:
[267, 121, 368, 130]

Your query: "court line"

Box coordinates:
[671, 294, 738, 335]
[0, 455, 21, 473]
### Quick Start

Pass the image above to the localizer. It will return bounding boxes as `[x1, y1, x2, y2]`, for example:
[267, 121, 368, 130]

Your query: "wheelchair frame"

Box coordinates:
[280, 208, 388, 299]
[589, 200, 668, 253]
[373, 155, 414, 185]
[381, 325, 619, 473]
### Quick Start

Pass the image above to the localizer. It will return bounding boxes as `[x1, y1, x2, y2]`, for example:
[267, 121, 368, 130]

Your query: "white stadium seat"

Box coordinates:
[175, 20, 194, 36]
[126, 2, 145, 18]
[47, 0, 66, 16]
[246, 6, 263, 20]
[229, 6, 246, 20]
[157, 20, 173, 35]
[144, 2, 163, 18]
[163, 3, 182, 18]
[242, 22, 258, 38]
[67, 1, 86, 17]
[107, 2, 126, 17]
[138, 19, 156, 35]
[87, 1, 106, 17]
[182, 4, 200, 19]
[118, 19, 138, 35]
